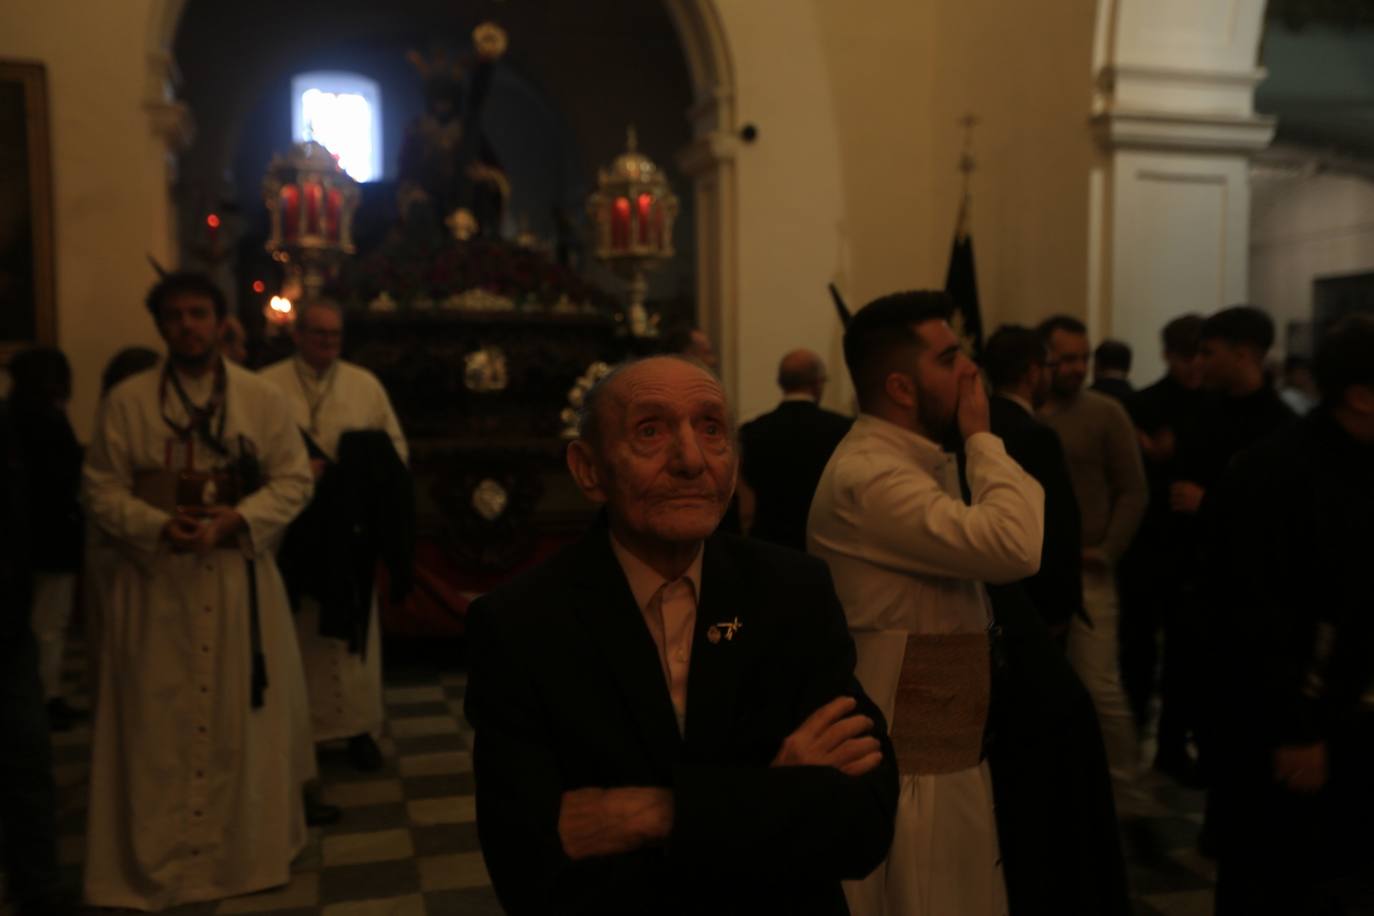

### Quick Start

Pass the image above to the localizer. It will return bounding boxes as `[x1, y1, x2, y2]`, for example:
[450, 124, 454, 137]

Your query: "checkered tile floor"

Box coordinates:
[1, 637, 1216, 915]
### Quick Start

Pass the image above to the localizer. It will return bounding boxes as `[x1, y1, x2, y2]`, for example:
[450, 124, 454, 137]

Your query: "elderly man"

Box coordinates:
[261, 299, 407, 773]
[82, 272, 315, 910]
[464, 354, 898, 915]
[809, 291, 1045, 916]
[738, 348, 852, 549]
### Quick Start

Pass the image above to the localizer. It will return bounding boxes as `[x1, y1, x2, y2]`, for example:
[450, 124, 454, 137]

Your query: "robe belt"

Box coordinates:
[889, 632, 991, 775]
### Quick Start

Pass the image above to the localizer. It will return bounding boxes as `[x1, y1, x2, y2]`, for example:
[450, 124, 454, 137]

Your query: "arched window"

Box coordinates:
[291, 71, 382, 182]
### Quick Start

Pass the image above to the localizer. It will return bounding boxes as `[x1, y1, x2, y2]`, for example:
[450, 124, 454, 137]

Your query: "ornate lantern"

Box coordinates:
[586, 127, 679, 336]
[262, 140, 361, 300]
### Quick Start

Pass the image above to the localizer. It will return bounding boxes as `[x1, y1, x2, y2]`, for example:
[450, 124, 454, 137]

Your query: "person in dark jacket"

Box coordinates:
[7, 347, 84, 731]
[1118, 314, 1206, 779]
[738, 349, 851, 550]
[981, 325, 1084, 641]
[0, 401, 72, 916]
[1207, 314, 1374, 914]
[1090, 339, 1134, 404]
[1167, 307, 1296, 788]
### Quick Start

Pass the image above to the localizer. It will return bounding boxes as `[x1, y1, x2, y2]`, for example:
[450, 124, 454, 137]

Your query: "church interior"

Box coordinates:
[2, 1, 1374, 914]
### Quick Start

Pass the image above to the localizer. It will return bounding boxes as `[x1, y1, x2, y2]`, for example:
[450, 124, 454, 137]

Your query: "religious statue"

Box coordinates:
[397, 22, 509, 239]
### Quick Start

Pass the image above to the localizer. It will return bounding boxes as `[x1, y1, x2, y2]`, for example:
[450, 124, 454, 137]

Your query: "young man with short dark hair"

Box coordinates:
[82, 272, 317, 910]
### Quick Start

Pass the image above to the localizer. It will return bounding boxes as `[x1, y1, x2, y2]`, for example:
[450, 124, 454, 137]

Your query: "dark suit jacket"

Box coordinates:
[1090, 377, 1134, 405]
[464, 525, 898, 915]
[739, 400, 852, 550]
[984, 583, 1130, 915]
[988, 396, 1084, 628]
[278, 430, 415, 652]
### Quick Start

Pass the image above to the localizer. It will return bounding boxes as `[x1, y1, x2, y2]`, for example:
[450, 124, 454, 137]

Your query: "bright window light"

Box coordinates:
[291, 72, 382, 182]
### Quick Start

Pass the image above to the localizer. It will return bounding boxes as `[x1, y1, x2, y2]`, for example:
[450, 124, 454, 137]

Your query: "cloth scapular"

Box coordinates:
[279, 429, 415, 655]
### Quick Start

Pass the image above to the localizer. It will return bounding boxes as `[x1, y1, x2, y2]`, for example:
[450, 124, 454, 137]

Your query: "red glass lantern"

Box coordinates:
[586, 127, 680, 336]
[263, 141, 360, 298]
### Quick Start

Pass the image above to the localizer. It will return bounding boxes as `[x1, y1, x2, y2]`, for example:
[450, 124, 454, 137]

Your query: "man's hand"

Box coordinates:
[1274, 742, 1327, 794]
[557, 787, 673, 860]
[1169, 481, 1205, 515]
[771, 696, 883, 777]
[190, 506, 246, 555]
[956, 369, 991, 441]
[1138, 427, 1176, 462]
[162, 513, 202, 552]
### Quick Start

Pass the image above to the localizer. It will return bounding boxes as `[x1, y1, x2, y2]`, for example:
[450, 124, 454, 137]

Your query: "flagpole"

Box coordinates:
[956, 113, 978, 242]
[946, 113, 983, 357]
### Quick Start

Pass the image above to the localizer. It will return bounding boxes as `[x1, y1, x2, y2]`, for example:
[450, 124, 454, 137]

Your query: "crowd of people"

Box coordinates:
[1, 273, 409, 914]
[2, 274, 1372, 916]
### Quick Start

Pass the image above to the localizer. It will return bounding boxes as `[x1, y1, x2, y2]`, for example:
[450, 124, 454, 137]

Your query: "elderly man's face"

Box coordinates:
[570, 358, 737, 548]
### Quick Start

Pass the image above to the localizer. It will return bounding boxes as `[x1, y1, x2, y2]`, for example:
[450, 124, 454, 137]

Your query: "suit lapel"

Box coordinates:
[683, 536, 749, 757]
[567, 529, 682, 778]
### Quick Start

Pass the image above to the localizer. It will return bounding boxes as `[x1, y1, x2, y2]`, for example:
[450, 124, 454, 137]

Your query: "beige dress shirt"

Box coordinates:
[609, 533, 703, 736]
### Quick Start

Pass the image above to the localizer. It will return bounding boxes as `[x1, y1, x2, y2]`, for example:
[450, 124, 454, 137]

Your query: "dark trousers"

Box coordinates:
[0, 628, 62, 911]
[1155, 583, 1206, 760]
[1118, 541, 1202, 760]
[1213, 713, 1374, 915]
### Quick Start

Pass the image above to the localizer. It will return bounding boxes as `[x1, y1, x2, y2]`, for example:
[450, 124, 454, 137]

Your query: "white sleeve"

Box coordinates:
[837, 433, 1044, 584]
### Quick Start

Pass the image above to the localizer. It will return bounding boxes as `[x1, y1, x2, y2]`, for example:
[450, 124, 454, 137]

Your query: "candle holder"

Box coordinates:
[262, 141, 360, 300]
[586, 127, 679, 337]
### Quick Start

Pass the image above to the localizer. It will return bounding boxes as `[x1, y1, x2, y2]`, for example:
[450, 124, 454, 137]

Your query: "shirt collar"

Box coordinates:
[294, 354, 337, 384]
[608, 531, 704, 612]
[999, 392, 1035, 416]
[173, 357, 224, 404]
[851, 413, 949, 472]
[781, 392, 817, 404]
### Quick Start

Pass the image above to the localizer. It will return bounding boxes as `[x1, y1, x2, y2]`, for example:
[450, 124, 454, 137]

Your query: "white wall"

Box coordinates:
[710, 1, 852, 423]
[0, 0, 176, 440]
[1250, 168, 1374, 347]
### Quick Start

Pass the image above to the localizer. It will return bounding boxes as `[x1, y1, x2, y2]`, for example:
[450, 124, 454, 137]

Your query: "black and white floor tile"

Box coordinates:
[1, 638, 1215, 915]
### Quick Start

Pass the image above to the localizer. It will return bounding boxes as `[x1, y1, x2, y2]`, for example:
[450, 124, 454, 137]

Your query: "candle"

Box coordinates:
[325, 187, 342, 241]
[305, 182, 323, 236]
[636, 193, 652, 246]
[280, 186, 299, 241]
[612, 197, 630, 251]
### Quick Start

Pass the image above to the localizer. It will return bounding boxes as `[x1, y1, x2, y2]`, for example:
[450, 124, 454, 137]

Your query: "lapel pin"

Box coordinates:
[707, 625, 721, 644]
[717, 617, 742, 641]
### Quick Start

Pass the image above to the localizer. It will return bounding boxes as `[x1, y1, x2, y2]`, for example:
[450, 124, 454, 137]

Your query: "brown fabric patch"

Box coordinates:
[889, 633, 990, 775]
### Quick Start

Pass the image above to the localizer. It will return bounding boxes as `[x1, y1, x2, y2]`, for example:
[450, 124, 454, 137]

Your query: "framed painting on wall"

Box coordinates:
[0, 60, 56, 364]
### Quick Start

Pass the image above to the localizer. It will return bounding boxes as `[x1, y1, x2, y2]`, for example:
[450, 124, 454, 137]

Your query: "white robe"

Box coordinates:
[81, 360, 316, 911]
[808, 415, 1044, 916]
[259, 357, 407, 742]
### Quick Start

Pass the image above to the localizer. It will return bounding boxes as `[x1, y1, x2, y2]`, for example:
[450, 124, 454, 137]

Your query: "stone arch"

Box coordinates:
[662, 0, 739, 395]
[1089, 0, 1273, 383]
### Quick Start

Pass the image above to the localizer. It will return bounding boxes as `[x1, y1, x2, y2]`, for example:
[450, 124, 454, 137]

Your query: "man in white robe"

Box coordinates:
[260, 299, 407, 771]
[82, 273, 316, 911]
[809, 292, 1044, 916]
